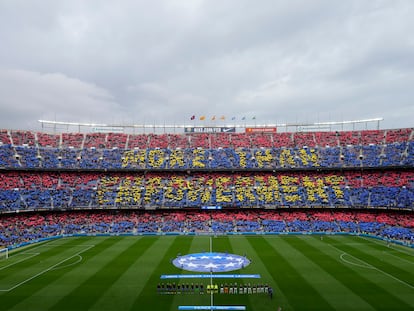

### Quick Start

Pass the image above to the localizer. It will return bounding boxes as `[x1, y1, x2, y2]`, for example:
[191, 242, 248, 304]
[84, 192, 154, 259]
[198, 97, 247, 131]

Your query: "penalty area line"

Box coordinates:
[0, 244, 94, 292]
[330, 243, 414, 290]
[0, 253, 40, 271]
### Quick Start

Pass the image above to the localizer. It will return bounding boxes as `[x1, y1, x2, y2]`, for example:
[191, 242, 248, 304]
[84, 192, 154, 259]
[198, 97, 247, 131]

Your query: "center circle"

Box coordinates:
[172, 252, 250, 272]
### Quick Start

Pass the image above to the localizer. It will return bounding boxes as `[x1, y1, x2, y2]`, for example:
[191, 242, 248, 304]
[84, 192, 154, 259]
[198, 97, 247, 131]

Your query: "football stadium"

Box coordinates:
[0, 119, 413, 311]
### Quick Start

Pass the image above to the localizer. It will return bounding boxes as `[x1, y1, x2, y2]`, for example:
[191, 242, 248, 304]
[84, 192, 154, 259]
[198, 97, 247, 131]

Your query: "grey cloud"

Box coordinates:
[0, 0, 413, 130]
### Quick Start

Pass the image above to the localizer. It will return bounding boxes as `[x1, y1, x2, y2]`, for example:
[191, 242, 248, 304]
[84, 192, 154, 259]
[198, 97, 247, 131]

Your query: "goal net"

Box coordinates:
[0, 248, 8, 260]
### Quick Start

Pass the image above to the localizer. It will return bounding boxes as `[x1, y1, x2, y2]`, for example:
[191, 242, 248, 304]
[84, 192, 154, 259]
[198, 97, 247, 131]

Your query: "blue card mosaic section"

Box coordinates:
[173, 252, 250, 273]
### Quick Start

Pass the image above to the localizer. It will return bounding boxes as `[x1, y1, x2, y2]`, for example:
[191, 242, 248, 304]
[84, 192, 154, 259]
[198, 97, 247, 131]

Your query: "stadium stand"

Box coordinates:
[0, 127, 413, 248]
[0, 210, 413, 247]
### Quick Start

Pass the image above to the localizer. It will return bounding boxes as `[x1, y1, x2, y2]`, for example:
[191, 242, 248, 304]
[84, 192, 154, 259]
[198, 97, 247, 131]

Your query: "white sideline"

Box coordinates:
[339, 253, 375, 269]
[357, 236, 414, 257]
[382, 251, 414, 265]
[328, 241, 414, 290]
[0, 244, 94, 292]
[51, 254, 83, 271]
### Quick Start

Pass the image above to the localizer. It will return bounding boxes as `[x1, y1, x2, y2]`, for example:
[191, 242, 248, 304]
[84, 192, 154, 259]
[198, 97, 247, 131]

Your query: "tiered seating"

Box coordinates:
[385, 128, 412, 143]
[318, 146, 342, 167]
[149, 133, 169, 148]
[0, 128, 412, 170]
[0, 170, 413, 211]
[360, 145, 381, 167]
[10, 130, 35, 146]
[61, 133, 84, 148]
[210, 133, 232, 149]
[168, 134, 189, 149]
[1, 210, 412, 247]
[127, 134, 148, 149]
[249, 133, 273, 148]
[106, 133, 127, 149]
[84, 133, 106, 148]
[0, 127, 413, 214]
[403, 142, 414, 166]
[360, 130, 385, 145]
[382, 143, 405, 166]
[314, 131, 338, 147]
[230, 133, 251, 148]
[272, 132, 293, 148]
[338, 131, 360, 146]
[0, 145, 19, 168]
[188, 133, 210, 148]
[293, 132, 315, 147]
[37, 132, 60, 147]
[0, 143, 413, 170]
[0, 130, 11, 145]
[14, 146, 40, 168]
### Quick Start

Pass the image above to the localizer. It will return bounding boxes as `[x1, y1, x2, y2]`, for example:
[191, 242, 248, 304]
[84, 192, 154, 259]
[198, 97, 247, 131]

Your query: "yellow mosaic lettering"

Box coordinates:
[254, 149, 273, 168]
[279, 149, 295, 167]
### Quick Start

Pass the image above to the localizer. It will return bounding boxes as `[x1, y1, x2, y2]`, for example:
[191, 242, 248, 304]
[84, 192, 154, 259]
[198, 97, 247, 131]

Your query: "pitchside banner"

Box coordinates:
[184, 127, 236, 133]
[245, 127, 277, 133]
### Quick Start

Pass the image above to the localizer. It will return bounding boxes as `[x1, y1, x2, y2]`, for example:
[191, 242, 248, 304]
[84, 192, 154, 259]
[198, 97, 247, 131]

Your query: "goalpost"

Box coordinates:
[0, 248, 9, 260]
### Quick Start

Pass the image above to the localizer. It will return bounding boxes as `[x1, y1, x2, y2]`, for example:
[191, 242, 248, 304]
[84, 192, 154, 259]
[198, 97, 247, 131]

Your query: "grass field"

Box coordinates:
[0, 235, 413, 311]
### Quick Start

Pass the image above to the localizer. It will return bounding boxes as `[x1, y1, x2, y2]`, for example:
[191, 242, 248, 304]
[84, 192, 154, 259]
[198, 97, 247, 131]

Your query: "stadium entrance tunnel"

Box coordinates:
[172, 252, 250, 273]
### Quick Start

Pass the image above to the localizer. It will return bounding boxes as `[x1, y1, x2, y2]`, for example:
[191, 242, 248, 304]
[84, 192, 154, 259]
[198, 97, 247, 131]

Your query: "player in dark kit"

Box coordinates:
[268, 286, 273, 299]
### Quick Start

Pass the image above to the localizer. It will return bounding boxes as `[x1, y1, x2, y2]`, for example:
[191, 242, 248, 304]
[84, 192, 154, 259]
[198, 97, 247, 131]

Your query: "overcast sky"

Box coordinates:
[0, 0, 413, 131]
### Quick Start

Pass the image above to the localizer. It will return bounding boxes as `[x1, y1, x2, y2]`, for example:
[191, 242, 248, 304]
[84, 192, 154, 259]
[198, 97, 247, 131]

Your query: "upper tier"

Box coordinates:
[0, 128, 413, 170]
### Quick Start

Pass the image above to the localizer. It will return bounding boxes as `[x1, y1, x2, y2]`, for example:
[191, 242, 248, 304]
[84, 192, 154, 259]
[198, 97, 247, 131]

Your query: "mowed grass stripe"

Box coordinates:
[325, 236, 414, 308]
[0, 237, 86, 283]
[357, 236, 414, 260]
[171, 236, 212, 311]
[0, 237, 94, 288]
[268, 235, 367, 311]
[248, 236, 333, 310]
[341, 236, 414, 276]
[89, 236, 176, 311]
[129, 236, 193, 310]
[330, 236, 414, 285]
[291, 236, 379, 311]
[232, 236, 290, 311]
[205, 236, 256, 310]
[1, 237, 115, 311]
[48, 237, 152, 311]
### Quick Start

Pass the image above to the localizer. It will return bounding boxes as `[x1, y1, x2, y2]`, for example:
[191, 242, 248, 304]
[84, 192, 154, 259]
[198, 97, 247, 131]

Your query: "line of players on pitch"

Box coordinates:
[157, 282, 273, 297]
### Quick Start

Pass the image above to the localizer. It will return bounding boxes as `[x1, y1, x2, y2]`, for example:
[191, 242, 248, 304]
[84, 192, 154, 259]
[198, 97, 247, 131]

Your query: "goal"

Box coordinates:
[0, 248, 8, 260]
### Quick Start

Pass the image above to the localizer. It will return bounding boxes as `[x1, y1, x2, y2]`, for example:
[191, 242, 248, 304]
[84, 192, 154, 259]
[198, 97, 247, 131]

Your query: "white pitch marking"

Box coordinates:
[0, 253, 39, 271]
[0, 244, 94, 292]
[357, 236, 414, 257]
[329, 242, 414, 290]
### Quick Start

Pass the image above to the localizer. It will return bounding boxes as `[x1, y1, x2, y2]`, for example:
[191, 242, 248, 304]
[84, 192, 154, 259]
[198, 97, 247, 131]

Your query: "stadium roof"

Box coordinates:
[38, 117, 384, 134]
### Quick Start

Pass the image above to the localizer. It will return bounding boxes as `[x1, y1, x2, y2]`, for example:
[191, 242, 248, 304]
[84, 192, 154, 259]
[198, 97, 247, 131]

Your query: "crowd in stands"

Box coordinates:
[0, 210, 413, 247]
[0, 142, 413, 169]
[0, 128, 412, 249]
[1, 128, 411, 148]
[0, 128, 413, 170]
[0, 170, 413, 211]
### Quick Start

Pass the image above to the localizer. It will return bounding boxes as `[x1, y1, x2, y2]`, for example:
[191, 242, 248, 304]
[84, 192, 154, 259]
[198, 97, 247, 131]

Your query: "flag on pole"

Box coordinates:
[190, 115, 195, 120]
[211, 115, 216, 121]
[220, 115, 225, 120]
[200, 116, 206, 120]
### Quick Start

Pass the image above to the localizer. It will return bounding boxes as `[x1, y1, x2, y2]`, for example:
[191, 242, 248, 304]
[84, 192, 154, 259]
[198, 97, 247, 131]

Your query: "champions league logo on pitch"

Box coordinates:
[173, 252, 250, 273]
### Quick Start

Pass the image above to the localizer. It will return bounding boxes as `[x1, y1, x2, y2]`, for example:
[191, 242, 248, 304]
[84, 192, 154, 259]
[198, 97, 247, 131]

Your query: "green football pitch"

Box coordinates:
[0, 235, 413, 311]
